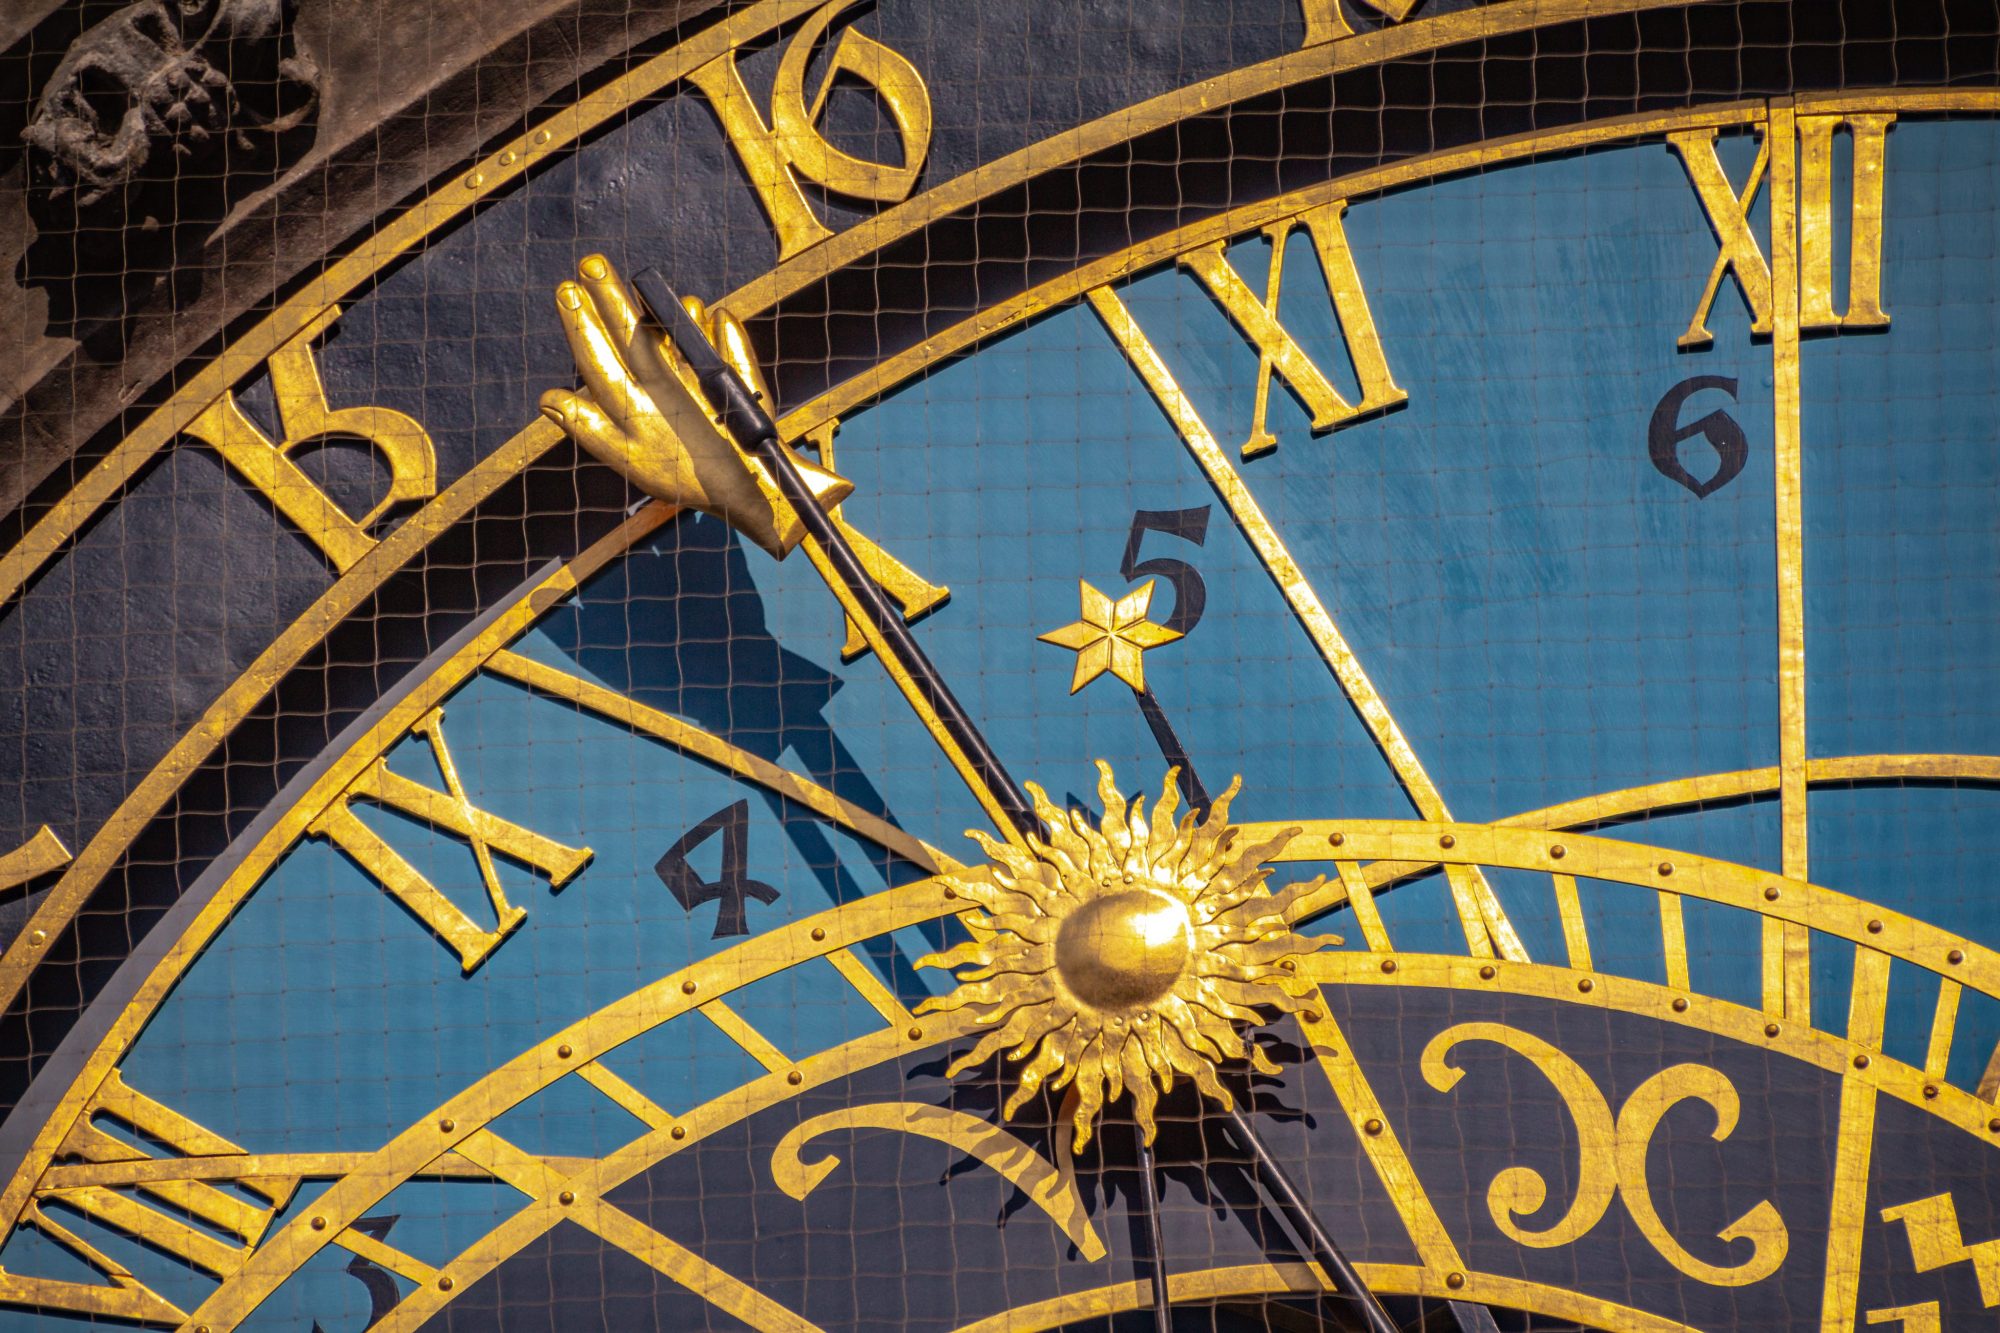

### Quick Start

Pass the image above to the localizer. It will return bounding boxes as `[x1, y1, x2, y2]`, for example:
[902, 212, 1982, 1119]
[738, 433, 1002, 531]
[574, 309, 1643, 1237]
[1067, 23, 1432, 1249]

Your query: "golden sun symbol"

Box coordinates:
[916, 763, 1334, 1149]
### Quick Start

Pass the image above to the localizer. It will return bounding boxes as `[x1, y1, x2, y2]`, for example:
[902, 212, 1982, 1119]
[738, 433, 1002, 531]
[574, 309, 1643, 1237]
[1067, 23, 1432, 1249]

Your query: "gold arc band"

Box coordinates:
[947, 1263, 1697, 1333]
[715, 0, 1702, 322]
[180, 884, 971, 1332]
[245, 936, 2000, 1333]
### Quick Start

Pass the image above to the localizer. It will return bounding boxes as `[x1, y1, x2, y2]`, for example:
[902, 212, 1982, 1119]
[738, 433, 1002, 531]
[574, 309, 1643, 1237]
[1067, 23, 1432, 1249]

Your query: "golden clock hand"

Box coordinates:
[540, 255, 851, 558]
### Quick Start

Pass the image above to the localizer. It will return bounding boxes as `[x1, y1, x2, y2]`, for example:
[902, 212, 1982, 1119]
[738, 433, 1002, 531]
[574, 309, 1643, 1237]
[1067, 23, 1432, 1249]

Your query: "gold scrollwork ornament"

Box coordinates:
[771, 1102, 1107, 1259]
[1423, 1022, 1788, 1288]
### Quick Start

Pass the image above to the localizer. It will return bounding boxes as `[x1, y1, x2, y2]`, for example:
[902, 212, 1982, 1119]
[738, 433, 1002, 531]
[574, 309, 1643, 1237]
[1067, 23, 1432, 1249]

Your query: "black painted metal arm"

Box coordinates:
[1223, 1104, 1401, 1333]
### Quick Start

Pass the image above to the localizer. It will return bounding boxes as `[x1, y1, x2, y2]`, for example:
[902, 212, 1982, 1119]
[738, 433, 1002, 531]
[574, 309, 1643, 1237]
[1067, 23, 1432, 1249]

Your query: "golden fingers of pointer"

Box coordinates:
[539, 253, 851, 557]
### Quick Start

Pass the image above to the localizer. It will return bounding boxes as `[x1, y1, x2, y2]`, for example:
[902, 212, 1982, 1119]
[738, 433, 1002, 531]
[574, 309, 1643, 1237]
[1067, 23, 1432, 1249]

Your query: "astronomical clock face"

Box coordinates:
[5, 2, 2000, 1331]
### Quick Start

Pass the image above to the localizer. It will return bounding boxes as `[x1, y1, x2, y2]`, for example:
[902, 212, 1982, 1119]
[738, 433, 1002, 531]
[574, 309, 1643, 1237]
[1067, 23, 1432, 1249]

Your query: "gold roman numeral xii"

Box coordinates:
[1671, 111, 1894, 349]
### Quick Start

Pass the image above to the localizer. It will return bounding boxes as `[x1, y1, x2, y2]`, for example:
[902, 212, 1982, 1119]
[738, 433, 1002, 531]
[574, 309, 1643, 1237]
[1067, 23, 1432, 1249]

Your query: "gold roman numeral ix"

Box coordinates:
[1177, 200, 1407, 459]
[309, 706, 594, 973]
[1671, 112, 1893, 349]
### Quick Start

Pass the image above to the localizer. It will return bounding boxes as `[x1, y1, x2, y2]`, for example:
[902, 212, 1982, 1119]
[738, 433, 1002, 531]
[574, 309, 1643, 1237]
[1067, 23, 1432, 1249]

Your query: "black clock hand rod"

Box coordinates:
[634, 268, 1422, 1333]
[633, 267, 1039, 841]
[1222, 1104, 1400, 1333]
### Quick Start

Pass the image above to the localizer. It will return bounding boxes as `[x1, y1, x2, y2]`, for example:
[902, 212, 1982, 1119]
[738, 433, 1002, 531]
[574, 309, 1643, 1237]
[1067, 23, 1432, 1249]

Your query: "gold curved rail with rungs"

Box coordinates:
[136, 821, 2000, 1333]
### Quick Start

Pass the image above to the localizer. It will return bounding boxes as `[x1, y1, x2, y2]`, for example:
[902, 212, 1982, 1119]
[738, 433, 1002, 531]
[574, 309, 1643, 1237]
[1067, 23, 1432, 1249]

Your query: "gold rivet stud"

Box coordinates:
[1549, 844, 1565, 860]
[1765, 1023, 1781, 1038]
[28, 930, 44, 946]
[559, 1190, 575, 1205]
[310, 1216, 326, 1230]
[1989, 1118, 2000, 1135]
[1657, 861, 1673, 877]
[1280, 959, 1296, 971]
[1577, 978, 1594, 993]
[1950, 949, 1966, 965]
[942, 885, 956, 898]
[499, 150, 517, 166]
[1329, 832, 1345, 847]
[1868, 919, 1884, 934]
[1923, 1084, 1940, 1100]
[811, 927, 826, 942]
[439, 1275, 455, 1292]
[557, 1044, 572, 1059]
[1478, 965, 1495, 980]
[1380, 958, 1397, 974]
[1853, 1054, 1870, 1070]
[682, 980, 697, 995]
[671, 1125, 686, 1140]
[1764, 886, 1780, 902]
[1303, 1009, 1323, 1024]
[534, 128, 552, 144]
[787, 1070, 803, 1086]
[908, 1026, 923, 1041]
[439, 1117, 456, 1132]
[1672, 997, 1689, 1013]
[1363, 1118, 1383, 1136]
[1439, 834, 1456, 850]
[1445, 1272, 1466, 1291]
[464, 172, 482, 189]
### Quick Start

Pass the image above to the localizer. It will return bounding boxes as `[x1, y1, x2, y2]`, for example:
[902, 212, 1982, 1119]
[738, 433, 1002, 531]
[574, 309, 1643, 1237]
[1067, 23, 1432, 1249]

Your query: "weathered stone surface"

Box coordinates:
[22, 0, 319, 210]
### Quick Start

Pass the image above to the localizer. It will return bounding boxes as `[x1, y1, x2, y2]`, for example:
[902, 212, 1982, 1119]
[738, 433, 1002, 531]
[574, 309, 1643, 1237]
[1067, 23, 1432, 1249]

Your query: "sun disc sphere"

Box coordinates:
[1055, 888, 1192, 1011]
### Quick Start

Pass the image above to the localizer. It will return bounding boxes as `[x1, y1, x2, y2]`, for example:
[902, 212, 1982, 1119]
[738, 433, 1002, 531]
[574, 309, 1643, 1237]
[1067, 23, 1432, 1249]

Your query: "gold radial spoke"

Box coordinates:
[577, 1062, 675, 1133]
[826, 946, 917, 1028]
[484, 649, 948, 874]
[1551, 874, 1594, 973]
[700, 1000, 793, 1073]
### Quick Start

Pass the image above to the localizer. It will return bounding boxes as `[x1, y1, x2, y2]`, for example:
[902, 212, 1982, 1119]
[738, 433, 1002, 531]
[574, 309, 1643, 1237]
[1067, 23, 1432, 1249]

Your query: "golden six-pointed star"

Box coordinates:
[1038, 579, 1182, 693]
